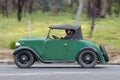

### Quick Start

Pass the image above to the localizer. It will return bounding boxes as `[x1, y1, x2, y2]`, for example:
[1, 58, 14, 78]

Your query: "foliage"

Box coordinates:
[0, 12, 120, 51]
[9, 41, 16, 49]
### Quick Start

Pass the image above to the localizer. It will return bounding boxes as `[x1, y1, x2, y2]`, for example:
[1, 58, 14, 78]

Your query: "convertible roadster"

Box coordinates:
[14, 24, 109, 68]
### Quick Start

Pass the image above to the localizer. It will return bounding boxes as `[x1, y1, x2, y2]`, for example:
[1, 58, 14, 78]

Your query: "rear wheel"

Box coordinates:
[14, 50, 35, 68]
[77, 50, 97, 68]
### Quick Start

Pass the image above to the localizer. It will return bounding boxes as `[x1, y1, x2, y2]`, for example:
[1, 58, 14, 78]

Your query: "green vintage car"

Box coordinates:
[13, 24, 109, 68]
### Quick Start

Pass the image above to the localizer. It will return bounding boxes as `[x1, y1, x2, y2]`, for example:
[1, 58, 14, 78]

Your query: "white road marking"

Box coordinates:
[0, 72, 90, 76]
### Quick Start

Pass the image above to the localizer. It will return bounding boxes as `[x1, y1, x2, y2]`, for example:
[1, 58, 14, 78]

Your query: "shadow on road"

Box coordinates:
[18, 66, 107, 70]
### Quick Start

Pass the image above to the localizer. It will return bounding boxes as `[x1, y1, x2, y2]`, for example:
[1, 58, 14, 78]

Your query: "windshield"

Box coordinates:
[47, 29, 66, 39]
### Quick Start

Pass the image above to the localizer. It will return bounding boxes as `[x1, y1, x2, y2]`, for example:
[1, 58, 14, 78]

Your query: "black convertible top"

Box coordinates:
[49, 24, 83, 40]
[49, 24, 79, 30]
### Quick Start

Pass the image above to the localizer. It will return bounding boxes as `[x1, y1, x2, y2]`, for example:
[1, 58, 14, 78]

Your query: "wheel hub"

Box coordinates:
[86, 57, 90, 60]
[20, 55, 29, 63]
[83, 54, 93, 63]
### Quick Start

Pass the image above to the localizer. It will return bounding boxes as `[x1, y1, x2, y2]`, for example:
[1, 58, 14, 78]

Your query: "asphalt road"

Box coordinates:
[0, 63, 120, 80]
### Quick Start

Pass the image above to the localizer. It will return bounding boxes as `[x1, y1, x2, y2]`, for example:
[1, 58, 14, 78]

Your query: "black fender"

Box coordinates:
[76, 47, 102, 62]
[13, 46, 44, 62]
[99, 45, 109, 62]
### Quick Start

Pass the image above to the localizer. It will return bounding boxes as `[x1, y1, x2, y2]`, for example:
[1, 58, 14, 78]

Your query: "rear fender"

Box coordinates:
[77, 47, 105, 63]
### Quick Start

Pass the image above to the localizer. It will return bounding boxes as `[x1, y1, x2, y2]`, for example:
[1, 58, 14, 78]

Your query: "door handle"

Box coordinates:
[64, 43, 67, 46]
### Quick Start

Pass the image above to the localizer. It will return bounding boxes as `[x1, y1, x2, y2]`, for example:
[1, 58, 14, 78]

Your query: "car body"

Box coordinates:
[13, 24, 109, 68]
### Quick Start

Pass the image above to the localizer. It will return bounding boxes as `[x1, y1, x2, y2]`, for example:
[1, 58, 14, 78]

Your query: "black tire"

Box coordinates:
[77, 50, 98, 68]
[14, 50, 35, 68]
[100, 45, 109, 62]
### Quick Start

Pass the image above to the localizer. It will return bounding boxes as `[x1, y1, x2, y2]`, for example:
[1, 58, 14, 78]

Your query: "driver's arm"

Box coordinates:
[52, 35, 59, 39]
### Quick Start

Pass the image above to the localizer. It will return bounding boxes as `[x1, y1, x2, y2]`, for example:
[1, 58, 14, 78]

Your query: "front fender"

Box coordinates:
[13, 46, 44, 62]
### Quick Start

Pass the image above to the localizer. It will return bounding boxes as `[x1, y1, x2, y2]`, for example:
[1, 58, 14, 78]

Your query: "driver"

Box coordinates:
[52, 29, 75, 39]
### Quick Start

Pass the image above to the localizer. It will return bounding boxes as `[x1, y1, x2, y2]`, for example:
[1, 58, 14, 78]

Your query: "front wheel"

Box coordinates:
[77, 50, 98, 68]
[14, 50, 35, 68]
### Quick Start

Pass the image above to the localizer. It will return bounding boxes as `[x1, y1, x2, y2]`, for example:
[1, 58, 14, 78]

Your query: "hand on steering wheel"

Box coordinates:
[52, 35, 59, 39]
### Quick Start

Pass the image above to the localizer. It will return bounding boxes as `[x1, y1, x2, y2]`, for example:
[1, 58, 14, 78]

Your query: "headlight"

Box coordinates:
[15, 42, 21, 48]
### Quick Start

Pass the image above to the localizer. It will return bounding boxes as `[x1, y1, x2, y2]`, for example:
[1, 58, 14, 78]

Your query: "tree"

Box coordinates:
[0, 0, 8, 18]
[17, 0, 40, 21]
[28, 0, 33, 14]
[114, 0, 120, 17]
[40, 0, 50, 12]
[88, 0, 96, 37]
[107, 0, 120, 17]
[87, 0, 107, 37]
[100, 0, 107, 18]
[18, 0, 23, 21]
[75, 0, 84, 25]
[107, 0, 112, 16]
[88, 0, 107, 18]
[11, 0, 18, 12]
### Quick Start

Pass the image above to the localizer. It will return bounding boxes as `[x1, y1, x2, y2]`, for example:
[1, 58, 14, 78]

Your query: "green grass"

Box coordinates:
[0, 12, 120, 52]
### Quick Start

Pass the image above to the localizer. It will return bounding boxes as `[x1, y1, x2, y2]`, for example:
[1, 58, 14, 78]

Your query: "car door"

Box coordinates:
[43, 39, 68, 60]
[66, 40, 80, 60]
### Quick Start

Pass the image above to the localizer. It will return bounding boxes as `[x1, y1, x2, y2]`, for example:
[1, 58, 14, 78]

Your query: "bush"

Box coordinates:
[9, 41, 16, 49]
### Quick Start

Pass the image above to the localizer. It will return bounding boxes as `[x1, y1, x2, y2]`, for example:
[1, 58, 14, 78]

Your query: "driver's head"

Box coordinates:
[65, 29, 74, 35]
